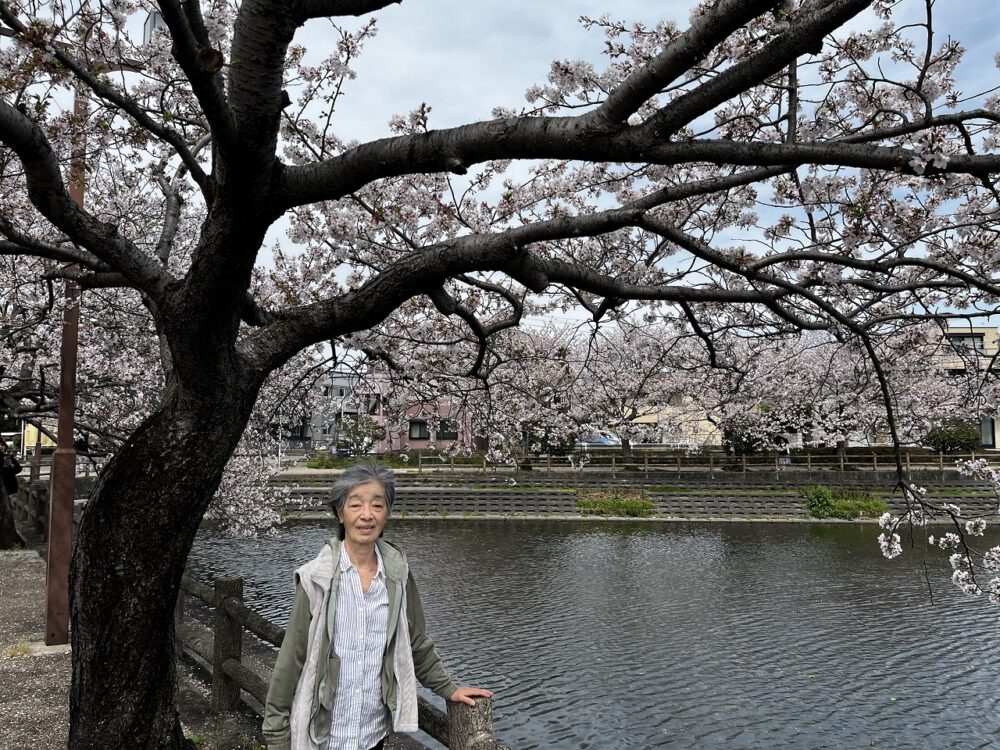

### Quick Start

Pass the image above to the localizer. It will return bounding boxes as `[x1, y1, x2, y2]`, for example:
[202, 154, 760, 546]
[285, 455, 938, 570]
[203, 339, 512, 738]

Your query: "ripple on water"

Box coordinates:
[188, 519, 1000, 749]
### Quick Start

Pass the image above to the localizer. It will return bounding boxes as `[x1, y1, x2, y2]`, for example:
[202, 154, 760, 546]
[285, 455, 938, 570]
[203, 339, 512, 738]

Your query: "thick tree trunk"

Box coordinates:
[620, 437, 633, 459]
[836, 439, 848, 460]
[68, 377, 260, 750]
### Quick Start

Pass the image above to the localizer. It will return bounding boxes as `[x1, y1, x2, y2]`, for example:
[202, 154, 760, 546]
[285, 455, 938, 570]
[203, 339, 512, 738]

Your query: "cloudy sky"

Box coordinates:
[295, 0, 1000, 144]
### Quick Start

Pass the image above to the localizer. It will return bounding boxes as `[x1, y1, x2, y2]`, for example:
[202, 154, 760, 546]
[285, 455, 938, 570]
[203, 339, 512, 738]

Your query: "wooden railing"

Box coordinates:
[176, 574, 511, 750]
[412, 450, 988, 475]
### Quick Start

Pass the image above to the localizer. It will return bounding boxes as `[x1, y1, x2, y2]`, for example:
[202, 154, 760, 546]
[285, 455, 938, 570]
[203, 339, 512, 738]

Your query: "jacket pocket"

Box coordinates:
[319, 653, 341, 710]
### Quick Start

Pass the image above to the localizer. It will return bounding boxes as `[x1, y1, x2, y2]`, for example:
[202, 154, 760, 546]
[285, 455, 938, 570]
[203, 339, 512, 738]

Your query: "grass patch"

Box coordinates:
[4, 641, 30, 658]
[803, 485, 889, 519]
[576, 491, 655, 518]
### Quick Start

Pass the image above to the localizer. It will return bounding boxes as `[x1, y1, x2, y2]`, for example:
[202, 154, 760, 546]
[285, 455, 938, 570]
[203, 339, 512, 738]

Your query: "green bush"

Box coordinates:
[830, 493, 889, 519]
[576, 492, 655, 518]
[305, 455, 345, 469]
[804, 485, 889, 519]
[803, 484, 835, 518]
[922, 421, 982, 454]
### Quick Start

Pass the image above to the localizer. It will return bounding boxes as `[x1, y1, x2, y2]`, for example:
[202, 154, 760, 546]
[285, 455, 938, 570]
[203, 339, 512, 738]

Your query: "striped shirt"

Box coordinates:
[327, 545, 391, 750]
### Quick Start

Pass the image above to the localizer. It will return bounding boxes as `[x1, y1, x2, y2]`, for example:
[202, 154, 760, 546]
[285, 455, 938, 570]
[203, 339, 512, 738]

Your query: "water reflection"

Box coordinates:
[189, 520, 1000, 749]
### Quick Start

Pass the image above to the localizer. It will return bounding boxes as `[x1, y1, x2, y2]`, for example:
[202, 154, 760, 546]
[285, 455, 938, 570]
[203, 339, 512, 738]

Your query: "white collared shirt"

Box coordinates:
[327, 544, 391, 750]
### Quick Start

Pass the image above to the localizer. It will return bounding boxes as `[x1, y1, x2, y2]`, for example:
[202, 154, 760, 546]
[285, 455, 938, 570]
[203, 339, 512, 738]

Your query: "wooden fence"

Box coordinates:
[176, 574, 511, 750]
[411, 450, 987, 475]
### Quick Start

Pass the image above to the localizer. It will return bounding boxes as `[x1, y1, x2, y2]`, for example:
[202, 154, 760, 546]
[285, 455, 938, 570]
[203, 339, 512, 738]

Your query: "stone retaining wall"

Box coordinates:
[286, 486, 1000, 519]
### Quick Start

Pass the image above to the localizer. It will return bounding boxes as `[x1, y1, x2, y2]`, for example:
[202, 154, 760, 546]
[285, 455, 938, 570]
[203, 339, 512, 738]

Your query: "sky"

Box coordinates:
[296, 0, 692, 142]
[293, 0, 1000, 144]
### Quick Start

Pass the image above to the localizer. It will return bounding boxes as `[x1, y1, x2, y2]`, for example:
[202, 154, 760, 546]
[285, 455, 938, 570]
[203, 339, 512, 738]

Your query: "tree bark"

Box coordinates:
[68, 374, 260, 750]
[620, 437, 633, 459]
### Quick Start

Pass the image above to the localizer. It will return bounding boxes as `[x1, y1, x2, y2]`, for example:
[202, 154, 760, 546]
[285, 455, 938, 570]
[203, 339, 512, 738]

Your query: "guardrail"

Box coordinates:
[403, 450, 991, 475]
[176, 574, 511, 750]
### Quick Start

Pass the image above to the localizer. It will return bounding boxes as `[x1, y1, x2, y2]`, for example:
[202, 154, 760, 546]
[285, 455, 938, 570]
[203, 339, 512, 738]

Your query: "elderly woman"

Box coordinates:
[263, 460, 491, 750]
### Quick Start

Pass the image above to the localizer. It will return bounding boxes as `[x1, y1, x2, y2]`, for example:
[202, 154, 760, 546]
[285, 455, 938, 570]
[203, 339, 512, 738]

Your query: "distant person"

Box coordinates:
[262, 460, 492, 750]
[0, 439, 21, 496]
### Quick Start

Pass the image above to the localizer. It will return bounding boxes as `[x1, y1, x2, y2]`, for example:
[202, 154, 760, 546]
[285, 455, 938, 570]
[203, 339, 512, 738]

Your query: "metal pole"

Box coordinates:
[45, 92, 85, 646]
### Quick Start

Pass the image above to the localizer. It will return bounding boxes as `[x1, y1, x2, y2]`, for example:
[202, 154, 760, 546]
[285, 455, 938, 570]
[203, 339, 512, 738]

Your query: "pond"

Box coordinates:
[188, 519, 1000, 749]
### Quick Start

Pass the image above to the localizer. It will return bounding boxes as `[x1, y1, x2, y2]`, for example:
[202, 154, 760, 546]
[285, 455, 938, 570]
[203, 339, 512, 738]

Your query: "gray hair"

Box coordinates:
[329, 460, 396, 514]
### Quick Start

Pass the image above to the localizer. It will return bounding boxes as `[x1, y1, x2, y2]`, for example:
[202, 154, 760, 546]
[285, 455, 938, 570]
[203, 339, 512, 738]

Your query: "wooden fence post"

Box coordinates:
[938, 452, 944, 470]
[839, 452, 845, 471]
[212, 576, 244, 712]
[418, 453, 423, 472]
[611, 455, 616, 477]
[741, 454, 747, 473]
[709, 453, 714, 474]
[806, 453, 811, 470]
[448, 698, 507, 750]
[873, 453, 878, 471]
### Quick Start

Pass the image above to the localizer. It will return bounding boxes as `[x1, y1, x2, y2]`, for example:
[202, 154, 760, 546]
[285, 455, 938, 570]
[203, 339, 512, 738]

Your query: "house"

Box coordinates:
[942, 324, 1000, 449]
[308, 371, 476, 454]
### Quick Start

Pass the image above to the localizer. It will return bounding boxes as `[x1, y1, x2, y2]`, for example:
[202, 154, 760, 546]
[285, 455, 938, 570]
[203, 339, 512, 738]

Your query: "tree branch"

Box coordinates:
[637, 0, 875, 139]
[298, 0, 400, 20]
[593, 0, 779, 126]
[156, 0, 238, 164]
[0, 101, 170, 297]
[0, 3, 213, 198]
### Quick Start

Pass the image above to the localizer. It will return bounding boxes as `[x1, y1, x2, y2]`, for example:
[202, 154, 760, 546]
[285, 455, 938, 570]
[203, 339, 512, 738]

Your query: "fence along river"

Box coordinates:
[188, 518, 1000, 749]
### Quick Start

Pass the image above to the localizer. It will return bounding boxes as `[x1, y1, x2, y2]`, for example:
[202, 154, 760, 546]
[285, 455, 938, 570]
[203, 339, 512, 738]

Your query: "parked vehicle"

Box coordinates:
[575, 431, 622, 448]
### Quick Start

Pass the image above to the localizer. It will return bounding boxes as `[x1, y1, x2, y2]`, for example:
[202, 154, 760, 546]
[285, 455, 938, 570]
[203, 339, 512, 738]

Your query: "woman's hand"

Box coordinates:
[448, 685, 494, 706]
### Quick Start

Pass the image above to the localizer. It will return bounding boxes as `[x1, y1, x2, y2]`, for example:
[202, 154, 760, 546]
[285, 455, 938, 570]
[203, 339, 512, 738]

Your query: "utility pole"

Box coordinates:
[44, 90, 85, 646]
[11, 16, 149, 643]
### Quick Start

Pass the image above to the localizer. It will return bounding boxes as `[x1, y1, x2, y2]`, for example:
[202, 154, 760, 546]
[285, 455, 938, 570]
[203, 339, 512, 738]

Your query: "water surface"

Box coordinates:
[189, 520, 1000, 749]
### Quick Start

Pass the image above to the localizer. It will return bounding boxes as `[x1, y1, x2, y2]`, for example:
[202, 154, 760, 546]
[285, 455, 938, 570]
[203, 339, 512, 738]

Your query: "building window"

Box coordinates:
[338, 387, 348, 397]
[322, 385, 332, 397]
[980, 417, 996, 449]
[409, 420, 430, 440]
[948, 333, 986, 354]
[436, 420, 459, 440]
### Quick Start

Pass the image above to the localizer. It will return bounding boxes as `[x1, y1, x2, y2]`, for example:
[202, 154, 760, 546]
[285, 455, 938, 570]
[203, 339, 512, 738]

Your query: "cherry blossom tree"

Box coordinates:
[679, 325, 977, 454]
[3, 0, 1000, 748]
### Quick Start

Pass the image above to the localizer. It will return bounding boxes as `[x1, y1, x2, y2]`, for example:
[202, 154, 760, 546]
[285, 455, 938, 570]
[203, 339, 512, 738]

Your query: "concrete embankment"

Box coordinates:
[279, 469, 999, 521]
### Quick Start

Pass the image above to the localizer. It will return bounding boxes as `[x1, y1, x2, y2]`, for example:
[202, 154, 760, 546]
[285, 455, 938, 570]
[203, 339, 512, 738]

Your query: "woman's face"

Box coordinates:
[337, 480, 389, 547]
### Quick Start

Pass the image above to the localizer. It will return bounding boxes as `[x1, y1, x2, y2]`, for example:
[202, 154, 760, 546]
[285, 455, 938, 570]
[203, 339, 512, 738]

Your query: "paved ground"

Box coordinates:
[0, 551, 71, 750]
[0, 549, 264, 750]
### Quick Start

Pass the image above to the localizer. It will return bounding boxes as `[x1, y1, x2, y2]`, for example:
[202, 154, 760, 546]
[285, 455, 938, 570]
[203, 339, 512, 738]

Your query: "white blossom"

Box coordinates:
[878, 532, 902, 559]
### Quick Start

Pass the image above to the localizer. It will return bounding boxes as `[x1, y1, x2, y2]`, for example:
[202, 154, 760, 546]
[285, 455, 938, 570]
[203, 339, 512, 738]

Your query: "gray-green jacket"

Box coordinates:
[262, 538, 457, 750]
